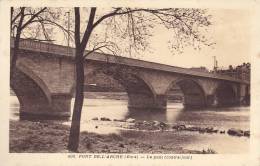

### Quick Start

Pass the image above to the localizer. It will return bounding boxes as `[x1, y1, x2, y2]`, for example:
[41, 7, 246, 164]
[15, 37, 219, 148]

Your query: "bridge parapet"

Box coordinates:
[11, 38, 75, 57]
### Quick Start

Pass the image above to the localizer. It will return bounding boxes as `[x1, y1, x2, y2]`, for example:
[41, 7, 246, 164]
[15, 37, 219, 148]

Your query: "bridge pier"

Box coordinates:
[183, 94, 206, 109]
[11, 67, 71, 120]
[205, 94, 240, 108]
[20, 94, 71, 120]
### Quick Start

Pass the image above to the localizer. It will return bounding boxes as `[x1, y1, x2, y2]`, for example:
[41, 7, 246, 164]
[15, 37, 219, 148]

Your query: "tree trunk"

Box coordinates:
[10, 28, 22, 80]
[10, 7, 25, 80]
[67, 49, 85, 152]
[67, 7, 96, 152]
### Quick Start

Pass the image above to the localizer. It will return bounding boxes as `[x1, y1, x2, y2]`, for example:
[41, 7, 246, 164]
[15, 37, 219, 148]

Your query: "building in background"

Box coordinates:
[213, 63, 250, 81]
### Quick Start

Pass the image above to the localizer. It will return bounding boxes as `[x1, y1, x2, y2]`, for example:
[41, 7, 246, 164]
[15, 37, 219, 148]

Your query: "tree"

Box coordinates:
[67, 7, 213, 152]
[11, 7, 45, 78]
[10, 7, 71, 79]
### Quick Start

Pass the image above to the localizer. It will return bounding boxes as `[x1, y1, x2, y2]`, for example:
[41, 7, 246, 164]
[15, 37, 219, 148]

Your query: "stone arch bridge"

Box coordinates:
[11, 39, 250, 119]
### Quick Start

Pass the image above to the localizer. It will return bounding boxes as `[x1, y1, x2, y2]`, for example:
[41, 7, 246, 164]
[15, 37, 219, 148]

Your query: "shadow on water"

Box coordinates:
[126, 107, 168, 122]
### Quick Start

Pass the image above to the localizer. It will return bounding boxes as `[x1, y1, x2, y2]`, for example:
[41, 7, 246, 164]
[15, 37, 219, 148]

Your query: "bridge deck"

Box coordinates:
[11, 38, 249, 84]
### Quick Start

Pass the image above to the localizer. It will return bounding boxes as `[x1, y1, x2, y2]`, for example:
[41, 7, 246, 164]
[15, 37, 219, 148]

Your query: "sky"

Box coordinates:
[138, 9, 252, 70]
[27, 8, 252, 71]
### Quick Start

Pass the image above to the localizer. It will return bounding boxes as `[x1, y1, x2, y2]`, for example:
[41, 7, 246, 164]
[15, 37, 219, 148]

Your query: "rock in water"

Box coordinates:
[244, 130, 250, 137]
[100, 117, 111, 121]
[153, 121, 160, 126]
[118, 143, 125, 148]
[227, 128, 244, 136]
[92, 117, 98, 121]
[205, 127, 213, 133]
[172, 124, 186, 130]
[186, 126, 200, 131]
[220, 130, 225, 134]
[159, 122, 167, 127]
[113, 119, 126, 122]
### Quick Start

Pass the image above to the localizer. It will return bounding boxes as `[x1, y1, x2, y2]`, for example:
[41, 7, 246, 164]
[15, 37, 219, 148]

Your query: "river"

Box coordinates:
[10, 92, 250, 154]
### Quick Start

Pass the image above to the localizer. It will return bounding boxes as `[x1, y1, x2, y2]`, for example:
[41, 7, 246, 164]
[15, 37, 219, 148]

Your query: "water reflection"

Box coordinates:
[78, 98, 129, 122]
[126, 108, 168, 122]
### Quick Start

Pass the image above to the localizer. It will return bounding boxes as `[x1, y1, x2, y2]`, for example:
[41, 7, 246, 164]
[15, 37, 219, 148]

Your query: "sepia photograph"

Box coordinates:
[1, 0, 260, 165]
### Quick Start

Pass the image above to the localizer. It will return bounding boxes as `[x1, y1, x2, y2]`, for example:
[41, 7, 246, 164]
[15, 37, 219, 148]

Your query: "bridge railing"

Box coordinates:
[11, 37, 75, 57]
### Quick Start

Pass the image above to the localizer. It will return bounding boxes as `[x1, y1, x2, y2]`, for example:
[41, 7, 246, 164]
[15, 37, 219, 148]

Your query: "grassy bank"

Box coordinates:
[9, 120, 215, 154]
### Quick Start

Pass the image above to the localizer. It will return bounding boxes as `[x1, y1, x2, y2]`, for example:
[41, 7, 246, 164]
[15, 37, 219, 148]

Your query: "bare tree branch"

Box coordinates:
[74, 8, 81, 48]
[92, 8, 121, 29]
[80, 7, 96, 52]
[20, 7, 47, 30]
[83, 45, 107, 58]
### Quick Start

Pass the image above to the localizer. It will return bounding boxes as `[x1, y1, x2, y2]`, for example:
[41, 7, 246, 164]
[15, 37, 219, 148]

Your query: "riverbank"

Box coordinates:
[9, 120, 216, 154]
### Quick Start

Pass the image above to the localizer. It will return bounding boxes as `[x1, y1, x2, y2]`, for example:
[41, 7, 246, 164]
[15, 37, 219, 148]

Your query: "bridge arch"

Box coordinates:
[11, 65, 52, 119]
[15, 63, 52, 103]
[166, 78, 206, 109]
[81, 65, 159, 110]
[214, 82, 237, 106]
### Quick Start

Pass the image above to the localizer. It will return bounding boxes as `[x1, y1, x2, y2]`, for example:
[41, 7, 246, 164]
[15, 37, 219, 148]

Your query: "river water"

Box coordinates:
[10, 92, 250, 154]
